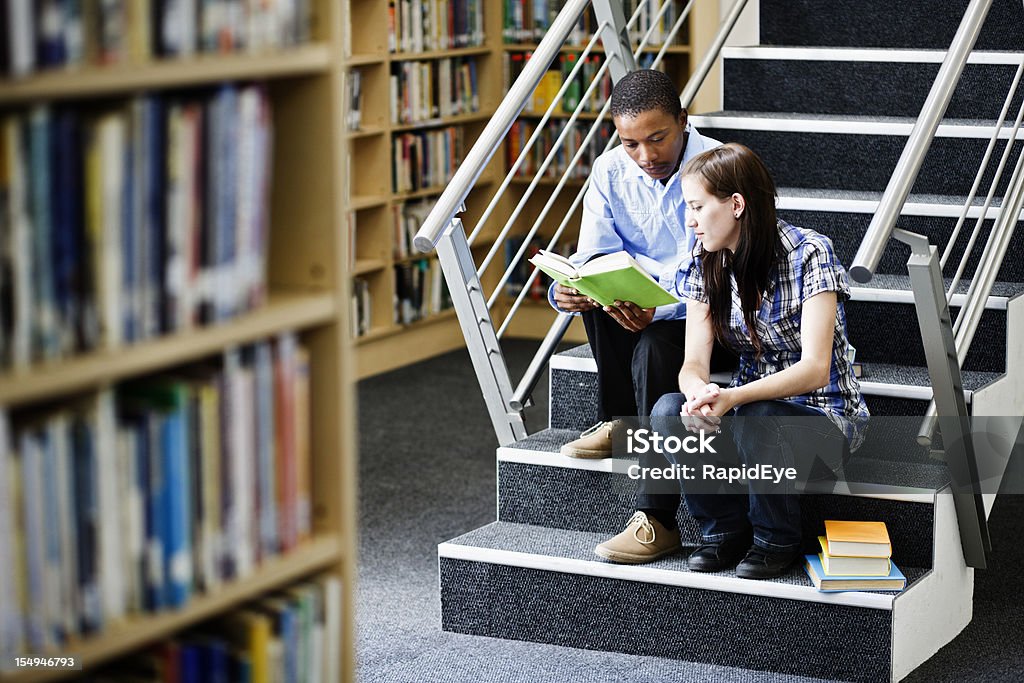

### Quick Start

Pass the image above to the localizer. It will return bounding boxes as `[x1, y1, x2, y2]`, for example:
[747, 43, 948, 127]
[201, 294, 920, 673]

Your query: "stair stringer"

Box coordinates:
[969, 294, 1024, 518]
[891, 488, 973, 681]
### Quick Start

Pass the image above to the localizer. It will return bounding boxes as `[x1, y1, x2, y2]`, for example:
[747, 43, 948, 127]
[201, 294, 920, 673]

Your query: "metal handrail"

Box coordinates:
[849, 0, 994, 284]
[412, 0, 590, 254]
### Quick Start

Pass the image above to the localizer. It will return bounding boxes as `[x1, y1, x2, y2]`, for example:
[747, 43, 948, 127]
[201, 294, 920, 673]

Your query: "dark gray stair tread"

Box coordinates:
[555, 344, 593, 360]
[696, 110, 1004, 128]
[721, 53, 1023, 120]
[505, 427, 952, 491]
[777, 186, 1012, 208]
[725, 46, 1024, 58]
[854, 273, 1023, 299]
[510, 427, 580, 453]
[443, 521, 928, 594]
[554, 346, 1001, 391]
[758, 0, 1024, 51]
[858, 361, 1000, 391]
[689, 117, 1022, 198]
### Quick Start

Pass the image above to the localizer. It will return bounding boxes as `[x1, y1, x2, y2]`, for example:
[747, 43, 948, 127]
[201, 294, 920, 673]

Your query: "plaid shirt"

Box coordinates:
[676, 220, 870, 449]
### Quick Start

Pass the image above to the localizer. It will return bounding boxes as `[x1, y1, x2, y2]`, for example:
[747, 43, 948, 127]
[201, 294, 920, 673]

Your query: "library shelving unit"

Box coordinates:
[345, 0, 507, 378]
[0, 1, 355, 681]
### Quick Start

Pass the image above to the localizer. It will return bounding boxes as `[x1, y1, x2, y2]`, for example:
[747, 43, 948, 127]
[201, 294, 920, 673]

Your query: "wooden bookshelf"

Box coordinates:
[503, 43, 692, 54]
[343, 0, 499, 377]
[0, 44, 333, 105]
[0, 1, 356, 681]
[391, 46, 493, 60]
[6, 536, 342, 683]
[0, 292, 337, 408]
[391, 111, 495, 132]
[355, 258, 389, 275]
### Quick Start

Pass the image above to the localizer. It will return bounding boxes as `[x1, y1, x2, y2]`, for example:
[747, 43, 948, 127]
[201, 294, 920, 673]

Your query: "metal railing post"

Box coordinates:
[435, 217, 527, 446]
[893, 229, 990, 568]
[592, 0, 639, 82]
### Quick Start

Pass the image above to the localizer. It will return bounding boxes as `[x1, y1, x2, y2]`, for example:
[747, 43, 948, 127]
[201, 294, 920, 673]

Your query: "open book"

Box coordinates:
[528, 250, 680, 309]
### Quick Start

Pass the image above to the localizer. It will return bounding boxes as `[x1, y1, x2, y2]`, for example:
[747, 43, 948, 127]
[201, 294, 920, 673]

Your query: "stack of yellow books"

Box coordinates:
[803, 520, 906, 592]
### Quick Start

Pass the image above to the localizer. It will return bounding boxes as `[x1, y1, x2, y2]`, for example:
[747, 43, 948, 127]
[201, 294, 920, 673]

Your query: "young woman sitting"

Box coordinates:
[594, 143, 869, 579]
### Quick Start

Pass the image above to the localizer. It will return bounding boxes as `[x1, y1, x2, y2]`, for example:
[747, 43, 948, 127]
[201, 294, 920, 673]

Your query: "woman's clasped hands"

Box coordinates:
[680, 382, 737, 433]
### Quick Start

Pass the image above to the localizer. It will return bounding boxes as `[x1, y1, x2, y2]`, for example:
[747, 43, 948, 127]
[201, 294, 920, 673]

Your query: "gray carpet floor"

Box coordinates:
[356, 340, 1024, 682]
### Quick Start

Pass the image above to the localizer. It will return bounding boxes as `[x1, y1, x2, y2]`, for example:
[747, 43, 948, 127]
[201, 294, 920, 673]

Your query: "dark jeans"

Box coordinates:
[645, 394, 850, 552]
[581, 308, 737, 420]
[581, 309, 736, 508]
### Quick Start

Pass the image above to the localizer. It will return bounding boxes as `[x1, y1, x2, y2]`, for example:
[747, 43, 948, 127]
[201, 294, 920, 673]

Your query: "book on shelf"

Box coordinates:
[389, 0, 485, 54]
[352, 277, 372, 337]
[817, 536, 891, 576]
[560, 53, 581, 112]
[504, 235, 570, 301]
[502, 1, 686, 45]
[391, 126, 464, 193]
[824, 520, 893, 558]
[1, 0, 313, 77]
[804, 553, 906, 593]
[393, 199, 434, 260]
[0, 85, 271, 371]
[389, 56, 479, 125]
[507, 118, 613, 179]
[528, 249, 679, 308]
[530, 68, 562, 115]
[65, 574, 342, 682]
[505, 51, 611, 115]
[503, 0, 592, 43]
[347, 68, 363, 131]
[0, 335, 312, 657]
[393, 259, 452, 324]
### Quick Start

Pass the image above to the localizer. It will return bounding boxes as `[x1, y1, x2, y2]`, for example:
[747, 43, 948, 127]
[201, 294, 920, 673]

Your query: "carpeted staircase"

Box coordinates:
[437, 1, 1024, 681]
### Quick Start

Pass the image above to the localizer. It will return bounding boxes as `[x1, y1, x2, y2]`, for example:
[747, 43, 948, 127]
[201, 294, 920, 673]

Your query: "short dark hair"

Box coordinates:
[609, 69, 683, 120]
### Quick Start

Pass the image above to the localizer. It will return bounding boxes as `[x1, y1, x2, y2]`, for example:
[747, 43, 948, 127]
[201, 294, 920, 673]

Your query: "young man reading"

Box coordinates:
[548, 69, 734, 560]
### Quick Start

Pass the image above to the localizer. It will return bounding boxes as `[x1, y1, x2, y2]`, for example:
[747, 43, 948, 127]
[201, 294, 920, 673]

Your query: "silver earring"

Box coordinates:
[734, 213, 741, 219]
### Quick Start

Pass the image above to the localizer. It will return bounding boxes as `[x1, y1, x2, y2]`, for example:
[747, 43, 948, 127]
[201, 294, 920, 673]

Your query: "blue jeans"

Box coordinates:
[644, 393, 850, 552]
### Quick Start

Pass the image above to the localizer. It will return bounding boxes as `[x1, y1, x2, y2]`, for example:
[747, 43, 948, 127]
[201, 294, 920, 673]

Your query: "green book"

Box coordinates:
[528, 250, 680, 309]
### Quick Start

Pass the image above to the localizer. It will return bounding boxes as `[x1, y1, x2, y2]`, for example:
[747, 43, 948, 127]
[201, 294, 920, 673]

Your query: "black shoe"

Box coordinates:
[686, 535, 751, 572]
[735, 546, 800, 579]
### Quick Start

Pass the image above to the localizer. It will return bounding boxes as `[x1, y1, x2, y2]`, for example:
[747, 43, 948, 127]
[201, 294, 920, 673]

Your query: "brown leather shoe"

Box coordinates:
[594, 511, 682, 564]
[560, 420, 622, 459]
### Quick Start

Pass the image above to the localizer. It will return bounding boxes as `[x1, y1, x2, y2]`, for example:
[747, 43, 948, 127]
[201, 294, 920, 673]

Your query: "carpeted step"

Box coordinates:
[439, 521, 930, 682]
[844, 298, 1006, 371]
[689, 112, 1024, 196]
[775, 188, 1024, 282]
[549, 345, 1000, 431]
[758, 0, 1024, 50]
[495, 428, 940, 568]
[723, 48, 1023, 119]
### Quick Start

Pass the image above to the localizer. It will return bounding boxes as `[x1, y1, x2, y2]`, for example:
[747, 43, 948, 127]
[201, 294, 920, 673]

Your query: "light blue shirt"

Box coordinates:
[547, 124, 721, 321]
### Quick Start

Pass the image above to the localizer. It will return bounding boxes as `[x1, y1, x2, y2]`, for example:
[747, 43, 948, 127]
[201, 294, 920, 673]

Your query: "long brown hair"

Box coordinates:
[681, 143, 780, 357]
